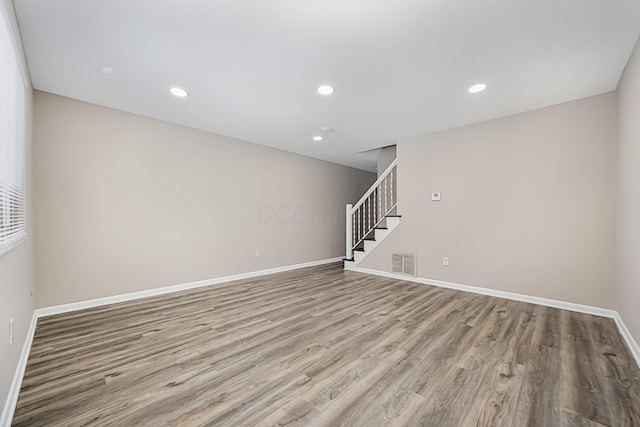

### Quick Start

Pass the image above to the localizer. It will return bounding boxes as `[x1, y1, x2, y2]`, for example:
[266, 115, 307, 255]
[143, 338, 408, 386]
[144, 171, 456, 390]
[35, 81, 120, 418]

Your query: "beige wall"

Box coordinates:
[360, 93, 617, 308]
[617, 36, 640, 343]
[377, 146, 396, 177]
[0, 0, 34, 414]
[34, 91, 374, 308]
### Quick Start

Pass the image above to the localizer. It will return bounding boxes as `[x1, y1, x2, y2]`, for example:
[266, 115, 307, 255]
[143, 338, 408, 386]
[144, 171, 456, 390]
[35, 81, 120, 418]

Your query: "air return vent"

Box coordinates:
[392, 252, 416, 276]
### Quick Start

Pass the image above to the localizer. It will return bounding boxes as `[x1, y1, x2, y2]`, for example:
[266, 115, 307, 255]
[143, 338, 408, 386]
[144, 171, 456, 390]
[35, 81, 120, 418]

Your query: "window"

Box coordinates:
[0, 8, 27, 257]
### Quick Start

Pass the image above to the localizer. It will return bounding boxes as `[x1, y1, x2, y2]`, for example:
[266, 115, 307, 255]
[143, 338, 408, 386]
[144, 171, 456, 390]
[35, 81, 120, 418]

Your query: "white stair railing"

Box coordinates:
[346, 159, 397, 260]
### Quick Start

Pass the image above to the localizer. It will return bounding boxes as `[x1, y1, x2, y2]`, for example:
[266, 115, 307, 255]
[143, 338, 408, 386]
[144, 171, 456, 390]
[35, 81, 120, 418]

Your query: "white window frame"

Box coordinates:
[0, 3, 28, 258]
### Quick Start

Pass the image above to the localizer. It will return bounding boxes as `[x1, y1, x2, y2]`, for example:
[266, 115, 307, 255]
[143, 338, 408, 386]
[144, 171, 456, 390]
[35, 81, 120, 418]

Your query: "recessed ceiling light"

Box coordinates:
[313, 136, 323, 141]
[468, 83, 487, 93]
[170, 87, 189, 98]
[101, 66, 114, 74]
[317, 85, 334, 95]
[320, 127, 334, 133]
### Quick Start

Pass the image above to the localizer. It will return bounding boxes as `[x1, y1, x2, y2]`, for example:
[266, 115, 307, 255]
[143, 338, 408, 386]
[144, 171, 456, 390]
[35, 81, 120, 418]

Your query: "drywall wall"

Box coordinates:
[377, 146, 396, 177]
[0, 0, 34, 416]
[33, 91, 374, 307]
[360, 93, 617, 308]
[617, 35, 640, 343]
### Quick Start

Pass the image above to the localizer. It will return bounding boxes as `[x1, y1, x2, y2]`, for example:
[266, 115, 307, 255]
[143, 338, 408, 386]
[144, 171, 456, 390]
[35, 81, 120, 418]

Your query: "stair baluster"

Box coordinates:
[345, 159, 398, 262]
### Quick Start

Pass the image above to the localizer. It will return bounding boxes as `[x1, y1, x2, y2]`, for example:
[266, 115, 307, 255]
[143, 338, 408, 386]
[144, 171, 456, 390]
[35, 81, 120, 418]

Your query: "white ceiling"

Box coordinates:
[14, 0, 640, 171]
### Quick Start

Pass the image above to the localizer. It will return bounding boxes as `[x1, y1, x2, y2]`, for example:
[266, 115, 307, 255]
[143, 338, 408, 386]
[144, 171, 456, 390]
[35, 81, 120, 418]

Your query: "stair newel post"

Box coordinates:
[346, 204, 353, 260]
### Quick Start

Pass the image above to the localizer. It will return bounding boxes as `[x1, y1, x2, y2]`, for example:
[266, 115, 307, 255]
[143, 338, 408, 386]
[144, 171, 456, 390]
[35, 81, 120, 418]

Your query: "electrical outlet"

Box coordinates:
[9, 319, 15, 345]
[443, 257, 449, 266]
[255, 249, 261, 258]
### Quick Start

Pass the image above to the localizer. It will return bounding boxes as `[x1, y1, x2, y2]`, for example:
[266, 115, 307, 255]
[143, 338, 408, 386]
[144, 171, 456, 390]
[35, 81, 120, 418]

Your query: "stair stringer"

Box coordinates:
[344, 216, 400, 269]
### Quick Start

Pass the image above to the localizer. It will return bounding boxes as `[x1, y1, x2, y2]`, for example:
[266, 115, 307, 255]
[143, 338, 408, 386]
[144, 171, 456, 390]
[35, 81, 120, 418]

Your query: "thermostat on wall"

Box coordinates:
[431, 192, 441, 201]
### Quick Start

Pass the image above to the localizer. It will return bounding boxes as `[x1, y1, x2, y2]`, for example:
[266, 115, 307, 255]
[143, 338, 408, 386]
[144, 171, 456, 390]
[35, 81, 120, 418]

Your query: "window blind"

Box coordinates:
[0, 11, 27, 256]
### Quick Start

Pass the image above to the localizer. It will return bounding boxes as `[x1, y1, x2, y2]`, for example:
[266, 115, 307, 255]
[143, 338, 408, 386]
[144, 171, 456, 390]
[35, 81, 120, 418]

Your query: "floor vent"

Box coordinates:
[392, 252, 416, 276]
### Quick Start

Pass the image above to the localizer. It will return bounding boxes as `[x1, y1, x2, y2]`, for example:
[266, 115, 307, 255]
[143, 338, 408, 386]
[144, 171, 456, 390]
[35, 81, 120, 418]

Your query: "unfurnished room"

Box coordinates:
[1, 0, 640, 425]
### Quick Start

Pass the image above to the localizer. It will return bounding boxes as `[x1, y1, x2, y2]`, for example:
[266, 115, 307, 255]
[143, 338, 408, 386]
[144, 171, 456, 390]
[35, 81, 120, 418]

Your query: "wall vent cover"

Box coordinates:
[392, 252, 416, 276]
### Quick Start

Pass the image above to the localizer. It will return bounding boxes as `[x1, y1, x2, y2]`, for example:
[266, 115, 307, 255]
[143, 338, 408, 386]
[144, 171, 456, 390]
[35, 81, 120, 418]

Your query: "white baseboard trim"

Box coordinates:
[37, 257, 343, 318]
[346, 266, 616, 318]
[613, 312, 640, 370]
[1, 312, 38, 427]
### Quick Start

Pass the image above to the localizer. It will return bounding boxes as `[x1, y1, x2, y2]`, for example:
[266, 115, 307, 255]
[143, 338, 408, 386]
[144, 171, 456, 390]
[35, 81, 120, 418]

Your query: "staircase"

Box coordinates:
[344, 159, 400, 268]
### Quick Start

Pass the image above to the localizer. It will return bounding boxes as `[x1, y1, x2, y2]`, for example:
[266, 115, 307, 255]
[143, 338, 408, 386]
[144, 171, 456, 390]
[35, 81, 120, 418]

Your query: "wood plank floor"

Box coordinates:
[13, 263, 640, 426]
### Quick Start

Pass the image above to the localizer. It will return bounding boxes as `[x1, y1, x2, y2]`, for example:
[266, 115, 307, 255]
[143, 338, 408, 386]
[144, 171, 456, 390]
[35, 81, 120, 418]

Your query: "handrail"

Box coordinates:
[346, 159, 397, 260]
[352, 202, 397, 250]
[350, 158, 397, 214]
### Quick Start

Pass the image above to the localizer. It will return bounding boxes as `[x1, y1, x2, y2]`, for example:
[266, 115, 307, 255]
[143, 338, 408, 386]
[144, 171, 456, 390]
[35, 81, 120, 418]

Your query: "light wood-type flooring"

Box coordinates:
[12, 263, 640, 426]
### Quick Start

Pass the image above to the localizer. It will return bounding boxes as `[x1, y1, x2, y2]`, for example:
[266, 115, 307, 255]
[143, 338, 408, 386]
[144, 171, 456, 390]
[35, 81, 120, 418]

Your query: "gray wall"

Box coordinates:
[360, 93, 617, 308]
[617, 35, 640, 344]
[0, 0, 34, 414]
[377, 146, 396, 178]
[33, 91, 374, 308]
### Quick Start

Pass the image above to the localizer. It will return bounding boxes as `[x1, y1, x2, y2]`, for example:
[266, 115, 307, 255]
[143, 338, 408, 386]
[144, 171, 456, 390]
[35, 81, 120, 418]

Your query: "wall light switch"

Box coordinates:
[432, 192, 441, 201]
[255, 249, 261, 258]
